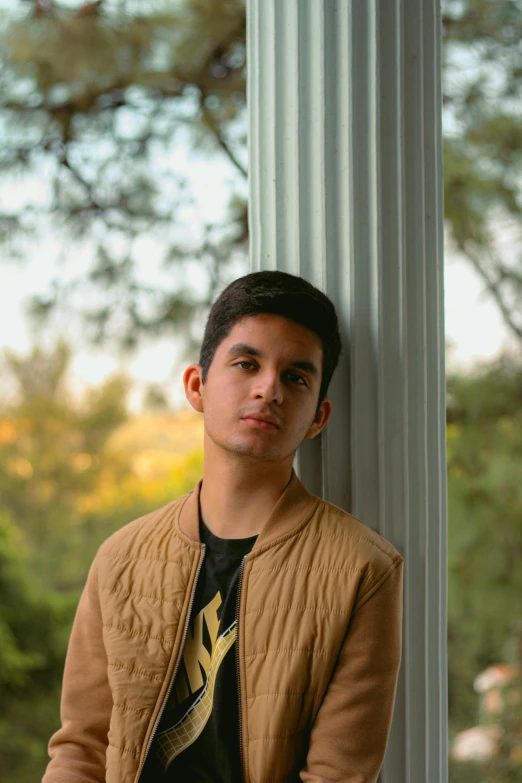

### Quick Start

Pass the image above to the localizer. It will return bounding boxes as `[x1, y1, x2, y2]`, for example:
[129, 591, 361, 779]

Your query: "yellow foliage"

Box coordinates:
[16, 417, 35, 435]
[83, 409, 206, 514]
[0, 419, 17, 444]
[108, 409, 204, 457]
[71, 453, 93, 472]
[6, 457, 33, 479]
[31, 479, 57, 505]
[76, 448, 204, 517]
[446, 423, 460, 441]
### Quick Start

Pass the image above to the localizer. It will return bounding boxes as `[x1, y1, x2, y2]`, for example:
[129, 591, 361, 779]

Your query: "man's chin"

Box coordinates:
[221, 439, 284, 463]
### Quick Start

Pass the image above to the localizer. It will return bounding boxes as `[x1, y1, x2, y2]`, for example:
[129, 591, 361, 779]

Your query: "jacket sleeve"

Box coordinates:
[299, 557, 404, 783]
[42, 557, 112, 783]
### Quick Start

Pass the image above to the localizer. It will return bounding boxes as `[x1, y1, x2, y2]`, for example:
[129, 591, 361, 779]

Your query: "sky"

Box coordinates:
[444, 257, 513, 370]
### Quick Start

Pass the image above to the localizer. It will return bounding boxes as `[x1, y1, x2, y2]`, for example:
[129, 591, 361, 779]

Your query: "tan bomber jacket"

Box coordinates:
[43, 469, 404, 783]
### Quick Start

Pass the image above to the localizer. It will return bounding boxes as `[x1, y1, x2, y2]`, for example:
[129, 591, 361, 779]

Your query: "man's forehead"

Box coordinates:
[227, 313, 320, 342]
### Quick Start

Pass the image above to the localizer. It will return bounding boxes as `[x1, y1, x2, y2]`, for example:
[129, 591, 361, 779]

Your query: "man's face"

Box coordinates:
[185, 313, 332, 464]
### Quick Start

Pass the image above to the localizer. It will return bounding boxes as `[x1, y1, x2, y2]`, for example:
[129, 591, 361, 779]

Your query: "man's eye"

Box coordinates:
[235, 363, 306, 386]
[288, 373, 307, 385]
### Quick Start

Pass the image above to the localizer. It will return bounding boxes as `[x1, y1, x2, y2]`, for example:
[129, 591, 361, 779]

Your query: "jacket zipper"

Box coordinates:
[134, 544, 206, 783]
[236, 555, 247, 783]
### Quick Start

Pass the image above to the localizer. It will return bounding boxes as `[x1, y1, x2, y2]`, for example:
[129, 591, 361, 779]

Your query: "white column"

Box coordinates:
[247, 1, 447, 781]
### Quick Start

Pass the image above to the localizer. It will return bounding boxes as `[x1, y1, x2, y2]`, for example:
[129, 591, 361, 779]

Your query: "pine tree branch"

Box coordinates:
[464, 247, 522, 344]
[200, 103, 247, 179]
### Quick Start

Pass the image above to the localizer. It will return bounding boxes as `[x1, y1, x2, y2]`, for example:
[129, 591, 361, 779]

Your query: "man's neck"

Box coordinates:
[199, 440, 293, 540]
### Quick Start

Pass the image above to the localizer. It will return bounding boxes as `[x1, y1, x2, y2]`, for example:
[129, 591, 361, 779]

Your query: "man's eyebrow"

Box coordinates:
[290, 360, 318, 377]
[227, 342, 262, 358]
[227, 343, 319, 377]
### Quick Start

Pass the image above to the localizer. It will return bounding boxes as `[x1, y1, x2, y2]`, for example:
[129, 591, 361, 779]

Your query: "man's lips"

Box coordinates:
[240, 416, 279, 430]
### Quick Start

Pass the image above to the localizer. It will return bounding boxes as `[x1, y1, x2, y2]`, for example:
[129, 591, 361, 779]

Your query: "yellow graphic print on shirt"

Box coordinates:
[156, 591, 237, 772]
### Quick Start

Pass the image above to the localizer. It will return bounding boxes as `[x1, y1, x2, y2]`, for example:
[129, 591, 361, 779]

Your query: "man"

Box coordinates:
[43, 270, 404, 783]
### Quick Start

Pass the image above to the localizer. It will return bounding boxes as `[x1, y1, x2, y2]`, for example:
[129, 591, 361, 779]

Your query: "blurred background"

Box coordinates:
[0, 0, 520, 780]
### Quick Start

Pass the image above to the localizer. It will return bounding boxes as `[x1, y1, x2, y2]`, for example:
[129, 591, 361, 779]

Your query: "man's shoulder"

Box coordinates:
[95, 485, 195, 562]
[307, 499, 404, 611]
[312, 497, 404, 569]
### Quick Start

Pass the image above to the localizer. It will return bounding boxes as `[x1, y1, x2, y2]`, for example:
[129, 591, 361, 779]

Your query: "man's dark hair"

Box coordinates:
[199, 271, 342, 409]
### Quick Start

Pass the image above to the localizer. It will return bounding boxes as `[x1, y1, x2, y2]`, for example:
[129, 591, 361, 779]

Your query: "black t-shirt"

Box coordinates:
[142, 517, 258, 782]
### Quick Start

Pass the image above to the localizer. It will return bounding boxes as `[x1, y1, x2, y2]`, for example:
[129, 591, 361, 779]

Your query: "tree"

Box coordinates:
[0, 341, 205, 781]
[1, 0, 520, 358]
[0, 340, 132, 589]
[0, 511, 73, 783]
[443, 0, 522, 347]
[446, 358, 522, 779]
[0, 0, 248, 351]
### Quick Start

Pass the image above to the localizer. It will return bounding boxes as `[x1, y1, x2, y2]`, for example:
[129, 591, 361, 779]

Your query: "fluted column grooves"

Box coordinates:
[247, 1, 447, 781]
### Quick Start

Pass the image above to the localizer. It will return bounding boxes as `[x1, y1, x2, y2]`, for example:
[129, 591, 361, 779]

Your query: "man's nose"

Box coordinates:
[252, 371, 283, 405]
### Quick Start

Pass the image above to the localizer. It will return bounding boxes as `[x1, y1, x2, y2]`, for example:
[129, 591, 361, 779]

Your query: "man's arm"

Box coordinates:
[300, 557, 404, 783]
[43, 558, 112, 783]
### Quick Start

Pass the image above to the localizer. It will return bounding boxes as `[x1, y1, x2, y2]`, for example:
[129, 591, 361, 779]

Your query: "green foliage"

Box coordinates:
[0, 514, 46, 687]
[493, 674, 522, 781]
[0, 341, 204, 781]
[447, 359, 522, 720]
[0, 512, 74, 783]
[0, 341, 132, 778]
[0, 341, 131, 589]
[449, 759, 491, 783]
[447, 357, 522, 779]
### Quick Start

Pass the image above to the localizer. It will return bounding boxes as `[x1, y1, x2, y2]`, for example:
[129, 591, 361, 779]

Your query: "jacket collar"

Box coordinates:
[176, 468, 320, 551]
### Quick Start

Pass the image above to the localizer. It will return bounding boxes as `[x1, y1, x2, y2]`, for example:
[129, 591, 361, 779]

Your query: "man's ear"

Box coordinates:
[304, 397, 333, 440]
[183, 364, 204, 413]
